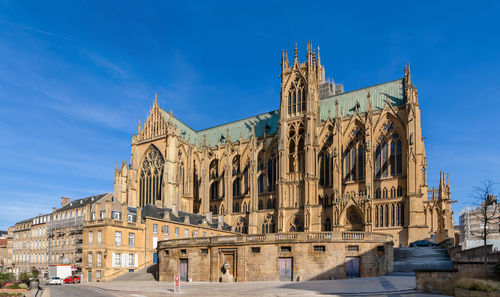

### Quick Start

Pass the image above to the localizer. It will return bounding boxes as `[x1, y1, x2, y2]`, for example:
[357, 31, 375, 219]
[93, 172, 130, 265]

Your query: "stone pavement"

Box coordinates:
[82, 273, 452, 297]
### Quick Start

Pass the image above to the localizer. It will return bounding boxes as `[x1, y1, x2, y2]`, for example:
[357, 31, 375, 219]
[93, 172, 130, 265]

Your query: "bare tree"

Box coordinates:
[471, 180, 498, 280]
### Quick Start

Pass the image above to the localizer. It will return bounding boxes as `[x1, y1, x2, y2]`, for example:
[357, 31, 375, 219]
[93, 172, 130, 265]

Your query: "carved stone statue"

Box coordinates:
[221, 261, 234, 283]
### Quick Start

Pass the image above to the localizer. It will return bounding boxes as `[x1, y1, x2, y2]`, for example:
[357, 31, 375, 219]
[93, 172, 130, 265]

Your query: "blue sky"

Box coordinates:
[0, 1, 499, 230]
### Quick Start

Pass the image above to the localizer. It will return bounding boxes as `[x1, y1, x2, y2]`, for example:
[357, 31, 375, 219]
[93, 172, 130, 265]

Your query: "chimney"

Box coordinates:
[172, 204, 178, 217]
[61, 197, 70, 207]
[52, 207, 57, 213]
[205, 212, 213, 224]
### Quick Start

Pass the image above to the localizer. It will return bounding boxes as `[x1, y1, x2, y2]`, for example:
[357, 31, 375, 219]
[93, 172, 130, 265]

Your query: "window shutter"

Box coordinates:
[112, 253, 116, 267]
[134, 254, 138, 268]
[122, 253, 126, 267]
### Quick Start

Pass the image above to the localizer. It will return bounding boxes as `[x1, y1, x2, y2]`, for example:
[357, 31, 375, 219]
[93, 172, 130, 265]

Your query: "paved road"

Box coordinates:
[46, 284, 114, 297]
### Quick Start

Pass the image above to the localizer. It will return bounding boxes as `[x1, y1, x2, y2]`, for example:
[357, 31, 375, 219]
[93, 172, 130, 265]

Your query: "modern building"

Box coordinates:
[459, 195, 500, 250]
[114, 42, 455, 247]
[82, 196, 237, 282]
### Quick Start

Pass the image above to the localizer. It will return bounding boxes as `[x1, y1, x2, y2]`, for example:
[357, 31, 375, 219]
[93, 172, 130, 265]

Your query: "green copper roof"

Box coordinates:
[159, 78, 404, 148]
[320, 78, 404, 121]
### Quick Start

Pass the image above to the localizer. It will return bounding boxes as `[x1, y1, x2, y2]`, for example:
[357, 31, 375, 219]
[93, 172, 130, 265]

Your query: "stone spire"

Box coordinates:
[281, 49, 285, 71]
[138, 118, 142, 133]
[169, 107, 173, 125]
[154, 93, 158, 106]
[317, 46, 321, 64]
[293, 43, 298, 65]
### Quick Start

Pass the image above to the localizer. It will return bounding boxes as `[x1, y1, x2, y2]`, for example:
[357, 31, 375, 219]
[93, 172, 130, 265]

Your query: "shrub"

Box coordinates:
[456, 278, 499, 292]
[5, 284, 21, 289]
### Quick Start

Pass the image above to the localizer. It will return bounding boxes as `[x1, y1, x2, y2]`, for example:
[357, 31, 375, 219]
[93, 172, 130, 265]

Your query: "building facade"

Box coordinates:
[114, 42, 454, 247]
[158, 231, 393, 282]
[82, 197, 237, 282]
[46, 193, 112, 277]
[459, 195, 499, 250]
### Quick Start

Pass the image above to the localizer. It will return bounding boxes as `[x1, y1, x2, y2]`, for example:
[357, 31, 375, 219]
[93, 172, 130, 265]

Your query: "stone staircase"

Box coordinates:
[392, 246, 454, 273]
[110, 264, 157, 282]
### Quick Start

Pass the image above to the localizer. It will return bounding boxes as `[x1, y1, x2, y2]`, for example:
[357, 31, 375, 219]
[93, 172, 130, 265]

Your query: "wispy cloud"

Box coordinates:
[84, 51, 129, 79]
[0, 20, 72, 41]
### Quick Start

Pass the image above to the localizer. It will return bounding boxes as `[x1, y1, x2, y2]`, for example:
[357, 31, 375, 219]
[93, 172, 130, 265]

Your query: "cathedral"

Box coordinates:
[114, 42, 455, 247]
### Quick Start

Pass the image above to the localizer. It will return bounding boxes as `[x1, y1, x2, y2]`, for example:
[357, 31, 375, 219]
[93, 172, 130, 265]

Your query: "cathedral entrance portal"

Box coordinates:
[344, 206, 364, 231]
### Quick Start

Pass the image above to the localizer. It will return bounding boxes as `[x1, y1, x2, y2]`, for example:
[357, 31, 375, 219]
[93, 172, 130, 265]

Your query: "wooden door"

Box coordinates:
[345, 257, 360, 278]
[223, 253, 235, 278]
[180, 259, 188, 282]
[278, 257, 293, 281]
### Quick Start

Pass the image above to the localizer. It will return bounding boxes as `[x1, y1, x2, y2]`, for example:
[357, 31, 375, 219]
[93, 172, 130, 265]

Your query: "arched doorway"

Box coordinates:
[344, 206, 364, 231]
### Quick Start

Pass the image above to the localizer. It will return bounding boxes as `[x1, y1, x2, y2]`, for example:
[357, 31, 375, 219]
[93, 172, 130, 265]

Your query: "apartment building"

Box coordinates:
[82, 199, 237, 282]
[47, 193, 113, 277]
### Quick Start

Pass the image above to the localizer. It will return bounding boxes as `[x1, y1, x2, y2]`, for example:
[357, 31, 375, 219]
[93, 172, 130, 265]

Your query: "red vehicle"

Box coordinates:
[63, 276, 80, 284]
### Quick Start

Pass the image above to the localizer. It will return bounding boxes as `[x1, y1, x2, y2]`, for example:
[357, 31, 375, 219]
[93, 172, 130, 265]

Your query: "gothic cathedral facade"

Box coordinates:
[114, 42, 454, 246]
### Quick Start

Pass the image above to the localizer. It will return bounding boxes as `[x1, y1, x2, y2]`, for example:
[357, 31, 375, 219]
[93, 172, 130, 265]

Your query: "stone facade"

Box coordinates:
[82, 197, 237, 282]
[158, 232, 393, 282]
[113, 42, 454, 247]
[10, 214, 50, 277]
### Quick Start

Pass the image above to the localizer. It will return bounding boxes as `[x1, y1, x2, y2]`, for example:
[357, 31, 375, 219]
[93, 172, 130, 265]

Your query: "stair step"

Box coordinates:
[392, 247, 453, 272]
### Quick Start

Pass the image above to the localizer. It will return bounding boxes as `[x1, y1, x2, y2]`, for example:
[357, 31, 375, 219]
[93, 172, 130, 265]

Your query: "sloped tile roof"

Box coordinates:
[159, 78, 404, 148]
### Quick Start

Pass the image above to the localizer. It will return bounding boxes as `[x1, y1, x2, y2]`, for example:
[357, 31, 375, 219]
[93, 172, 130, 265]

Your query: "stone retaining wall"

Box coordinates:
[415, 269, 458, 296]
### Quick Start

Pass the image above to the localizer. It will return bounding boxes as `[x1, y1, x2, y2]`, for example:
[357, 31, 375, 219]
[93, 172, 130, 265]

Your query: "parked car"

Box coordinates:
[409, 240, 440, 247]
[63, 276, 80, 284]
[409, 240, 430, 247]
[48, 277, 62, 285]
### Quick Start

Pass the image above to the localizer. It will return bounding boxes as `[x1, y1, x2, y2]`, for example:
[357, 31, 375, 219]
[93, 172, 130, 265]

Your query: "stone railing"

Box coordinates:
[158, 231, 392, 248]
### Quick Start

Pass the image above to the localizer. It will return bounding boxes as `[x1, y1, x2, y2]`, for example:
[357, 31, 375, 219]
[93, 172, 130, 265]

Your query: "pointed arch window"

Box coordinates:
[375, 128, 403, 179]
[258, 174, 264, 194]
[267, 156, 277, 192]
[233, 202, 240, 213]
[139, 146, 165, 207]
[384, 204, 389, 227]
[210, 181, 219, 201]
[242, 202, 248, 213]
[262, 215, 275, 234]
[235, 218, 247, 234]
[258, 200, 263, 210]
[396, 203, 400, 226]
[287, 78, 306, 116]
[289, 139, 295, 173]
[266, 199, 272, 209]
[380, 205, 384, 227]
[179, 161, 185, 195]
[319, 150, 332, 187]
[375, 206, 379, 228]
[193, 161, 200, 201]
[391, 204, 395, 226]
[243, 166, 249, 195]
[324, 218, 332, 231]
[233, 178, 241, 197]
[344, 127, 364, 182]
[401, 202, 405, 226]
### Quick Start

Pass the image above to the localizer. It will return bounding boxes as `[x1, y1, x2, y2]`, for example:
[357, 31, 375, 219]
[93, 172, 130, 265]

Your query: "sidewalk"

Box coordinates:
[83, 273, 452, 296]
[28, 287, 50, 297]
